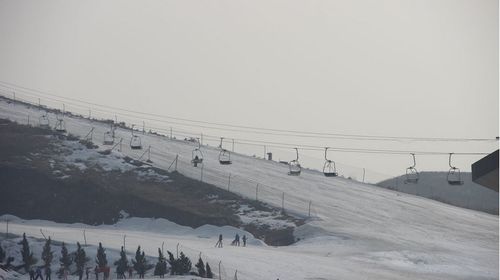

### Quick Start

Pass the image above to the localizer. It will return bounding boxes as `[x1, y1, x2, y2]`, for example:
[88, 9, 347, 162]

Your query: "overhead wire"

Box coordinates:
[0, 80, 497, 142]
[0, 87, 494, 156]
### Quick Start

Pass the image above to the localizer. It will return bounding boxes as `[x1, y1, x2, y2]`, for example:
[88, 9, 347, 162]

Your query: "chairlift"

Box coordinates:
[103, 124, 115, 145]
[404, 153, 419, 184]
[39, 114, 50, 128]
[219, 149, 232, 165]
[323, 147, 338, 177]
[130, 125, 142, 150]
[218, 137, 232, 165]
[447, 153, 464, 185]
[191, 139, 204, 167]
[288, 148, 301, 176]
[54, 116, 66, 132]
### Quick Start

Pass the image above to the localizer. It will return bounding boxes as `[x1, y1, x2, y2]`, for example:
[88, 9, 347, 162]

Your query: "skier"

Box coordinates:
[44, 266, 51, 280]
[78, 268, 84, 280]
[34, 267, 44, 280]
[215, 234, 223, 248]
[193, 155, 200, 167]
[242, 235, 247, 247]
[235, 234, 240, 246]
[29, 268, 35, 280]
[128, 266, 133, 278]
[62, 268, 68, 280]
[85, 267, 90, 280]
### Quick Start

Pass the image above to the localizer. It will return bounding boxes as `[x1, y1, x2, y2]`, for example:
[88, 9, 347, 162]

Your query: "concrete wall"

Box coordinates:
[378, 171, 498, 215]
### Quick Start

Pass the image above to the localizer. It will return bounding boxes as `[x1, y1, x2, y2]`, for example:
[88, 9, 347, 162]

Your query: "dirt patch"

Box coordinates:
[0, 119, 302, 246]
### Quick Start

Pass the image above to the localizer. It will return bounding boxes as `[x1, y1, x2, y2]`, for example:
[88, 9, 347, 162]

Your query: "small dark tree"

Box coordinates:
[0, 245, 5, 263]
[18, 233, 37, 272]
[206, 263, 213, 278]
[153, 248, 167, 277]
[41, 237, 54, 268]
[132, 246, 147, 278]
[114, 247, 128, 279]
[95, 242, 107, 269]
[178, 252, 191, 275]
[195, 257, 205, 277]
[74, 242, 88, 278]
[59, 242, 72, 277]
[167, 251, 177, 275]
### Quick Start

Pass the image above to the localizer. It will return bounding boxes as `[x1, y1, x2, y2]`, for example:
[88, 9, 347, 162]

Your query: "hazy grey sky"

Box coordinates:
[0, 0, 498, 181]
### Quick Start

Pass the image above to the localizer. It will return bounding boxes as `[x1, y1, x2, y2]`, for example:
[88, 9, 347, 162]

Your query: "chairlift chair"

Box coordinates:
[103, 124, 115, 145]
[130, 125, 142, 150]
[191, 140, 204, 167]
[219, 149, 232, 165]
[288, 148, 301, 176]
[39, 114, 50, 129]
[404, 153, 419, 184]
[323, 147, 338, 177]
[218, 137, 232, 165]
[103, 131, 114, 145]
[54, 117, 66, 132]
[447, 153, 464, 185]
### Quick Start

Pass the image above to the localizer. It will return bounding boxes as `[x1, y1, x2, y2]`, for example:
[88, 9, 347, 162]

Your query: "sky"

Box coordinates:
[0, 0, 498, 181]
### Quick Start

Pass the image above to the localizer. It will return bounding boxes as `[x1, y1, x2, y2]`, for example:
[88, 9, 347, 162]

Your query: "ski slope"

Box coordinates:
[0, 99, 498, 279]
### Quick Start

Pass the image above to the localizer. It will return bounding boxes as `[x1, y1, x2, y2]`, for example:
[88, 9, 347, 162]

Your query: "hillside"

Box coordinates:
[0, 118, 300, 245]
[0, 97, 498, 279]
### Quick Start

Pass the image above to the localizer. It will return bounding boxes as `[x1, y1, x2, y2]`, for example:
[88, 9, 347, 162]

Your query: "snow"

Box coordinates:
[0, 99, 498, 279]
[60, 141, 135, 173]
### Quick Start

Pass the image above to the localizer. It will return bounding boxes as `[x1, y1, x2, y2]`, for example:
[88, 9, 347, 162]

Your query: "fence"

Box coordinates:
[0, 93, 323, 219]
[0, 95, 330, 279]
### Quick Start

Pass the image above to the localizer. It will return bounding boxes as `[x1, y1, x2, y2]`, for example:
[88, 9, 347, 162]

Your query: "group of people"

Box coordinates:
[28, 266, 115, 280]
[28, 267, 49, 280]
[215, 233, 247, 248]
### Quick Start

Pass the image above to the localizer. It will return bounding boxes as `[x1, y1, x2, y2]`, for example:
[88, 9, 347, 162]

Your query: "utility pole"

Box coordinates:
[200, 164, 204, 182]
[170, 127, 173, 139]
[218, 261, 222, 280]
[232, 139, 234, 152]
[362, 168, 366, 183]
[281, 192, 285, 213]
[308, 201, 312, 217]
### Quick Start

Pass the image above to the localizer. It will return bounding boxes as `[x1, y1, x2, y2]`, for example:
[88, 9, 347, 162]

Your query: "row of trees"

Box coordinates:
[0, 233, 214, 279]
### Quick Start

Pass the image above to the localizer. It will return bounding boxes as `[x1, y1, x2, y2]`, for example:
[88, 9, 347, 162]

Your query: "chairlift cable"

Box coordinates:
[0, 81, 496, 142]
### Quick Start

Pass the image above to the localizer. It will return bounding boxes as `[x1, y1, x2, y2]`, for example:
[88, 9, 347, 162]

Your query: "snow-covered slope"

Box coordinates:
[378, 172, 498, 214]
[0, 99, 498, 279]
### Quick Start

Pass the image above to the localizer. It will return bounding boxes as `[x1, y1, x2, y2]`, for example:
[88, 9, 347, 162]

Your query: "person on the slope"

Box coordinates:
[29, 268, 35, 280]
[34, 267, 44, 280]
[44, 266, 51, 280]
[215, 234, 223, 248]
[242, 235, 247, 247]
